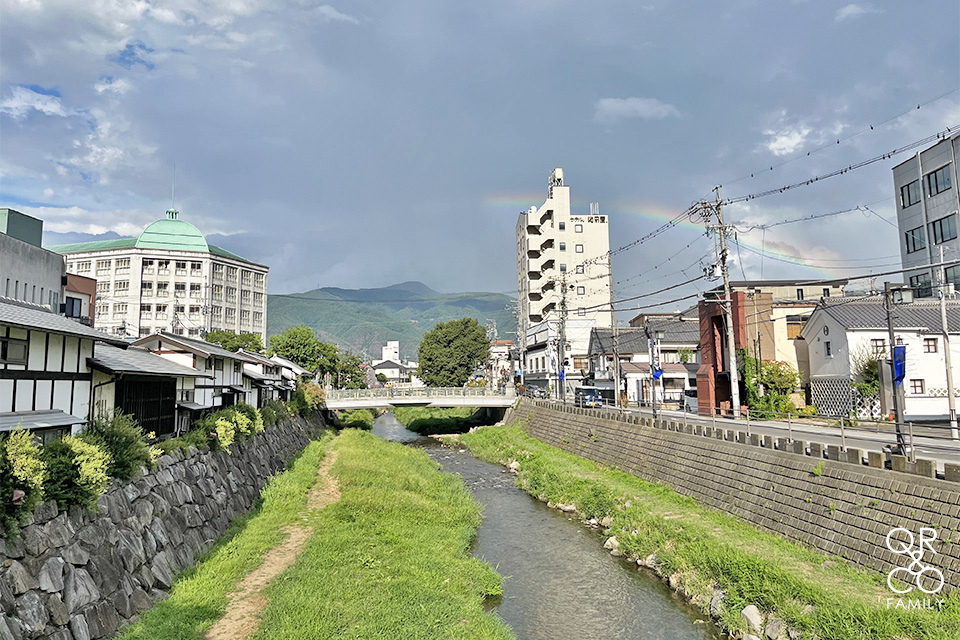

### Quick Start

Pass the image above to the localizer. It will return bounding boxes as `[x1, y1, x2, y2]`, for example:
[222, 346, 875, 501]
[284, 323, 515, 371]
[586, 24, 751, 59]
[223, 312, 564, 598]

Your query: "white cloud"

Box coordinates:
[763, 126, 811, 156]
[0, 86, 70, 119]
[835, 4, 882, 22]
[315, 4, 358, 24]
[593, 97, 680, 123]
[94, 77, 132, 94]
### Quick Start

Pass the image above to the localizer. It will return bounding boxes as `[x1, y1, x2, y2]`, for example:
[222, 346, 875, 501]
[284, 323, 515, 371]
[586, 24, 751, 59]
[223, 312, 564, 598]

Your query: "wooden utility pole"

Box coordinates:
[711, 188, 741, 418]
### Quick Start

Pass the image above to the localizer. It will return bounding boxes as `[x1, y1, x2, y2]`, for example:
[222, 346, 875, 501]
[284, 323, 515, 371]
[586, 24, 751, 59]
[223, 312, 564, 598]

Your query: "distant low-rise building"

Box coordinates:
[1, 208, 65, 311]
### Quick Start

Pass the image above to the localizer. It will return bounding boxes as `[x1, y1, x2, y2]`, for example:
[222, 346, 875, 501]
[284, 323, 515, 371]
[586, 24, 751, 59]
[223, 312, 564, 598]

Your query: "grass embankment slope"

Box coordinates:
[459, 424, 960, 640]
[393, 406, 486, 435]
[253, 429, 512, 639]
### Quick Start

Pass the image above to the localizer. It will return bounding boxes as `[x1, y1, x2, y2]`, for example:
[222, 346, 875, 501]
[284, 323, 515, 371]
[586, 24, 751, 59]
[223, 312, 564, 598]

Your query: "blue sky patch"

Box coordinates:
[109, 41, 155, 70]
[20, 84, 61, 97]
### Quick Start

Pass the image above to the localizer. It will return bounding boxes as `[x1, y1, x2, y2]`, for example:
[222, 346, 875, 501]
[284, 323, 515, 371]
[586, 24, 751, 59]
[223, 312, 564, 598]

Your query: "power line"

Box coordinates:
[736, 243, 901, 270]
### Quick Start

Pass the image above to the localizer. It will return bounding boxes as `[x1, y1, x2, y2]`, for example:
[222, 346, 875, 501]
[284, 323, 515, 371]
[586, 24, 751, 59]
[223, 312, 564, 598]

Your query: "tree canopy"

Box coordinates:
[267, 325, 366, 389]
[205, 330, 264, 354]
[417, 318, 489, 387]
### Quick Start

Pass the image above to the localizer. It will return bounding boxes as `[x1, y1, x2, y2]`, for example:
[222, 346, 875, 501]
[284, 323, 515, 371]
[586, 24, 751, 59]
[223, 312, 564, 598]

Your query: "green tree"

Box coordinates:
[205, 330, 264, 354]
[376, 373, 388, 384]
[417, 318, 489, 387]
[336, 351, 368, 389]
[268, 326, 323, 372]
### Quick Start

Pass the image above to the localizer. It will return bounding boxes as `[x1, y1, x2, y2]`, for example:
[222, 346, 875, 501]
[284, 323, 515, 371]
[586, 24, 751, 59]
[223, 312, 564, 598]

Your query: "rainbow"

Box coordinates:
[486, 194, 895, 280]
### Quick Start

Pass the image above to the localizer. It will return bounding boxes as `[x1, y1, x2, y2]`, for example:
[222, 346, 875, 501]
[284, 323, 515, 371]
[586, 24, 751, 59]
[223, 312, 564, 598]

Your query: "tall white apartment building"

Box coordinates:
[894, 130, 960, 296]
[49, 210, 269, 343]
[516, 168, 612, 394]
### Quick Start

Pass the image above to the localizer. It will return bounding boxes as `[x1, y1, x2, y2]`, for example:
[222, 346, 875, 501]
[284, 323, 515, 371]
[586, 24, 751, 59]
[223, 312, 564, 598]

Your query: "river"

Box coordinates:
[371, 412, 724, 640]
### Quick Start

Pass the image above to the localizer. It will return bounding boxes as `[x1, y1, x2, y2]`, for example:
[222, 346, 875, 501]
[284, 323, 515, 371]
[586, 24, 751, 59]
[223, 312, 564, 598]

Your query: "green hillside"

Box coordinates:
[267, 282, 516, 361]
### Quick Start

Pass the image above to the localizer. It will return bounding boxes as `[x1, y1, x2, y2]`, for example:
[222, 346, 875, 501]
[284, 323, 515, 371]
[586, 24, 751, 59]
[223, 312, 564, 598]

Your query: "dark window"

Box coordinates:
[0, 337, 28, 365]
[214, 358, 224, 371]
[930, 214, 957, 244]
[871, 339, 887, 356]
[233, 362, 242, 374]
[824, 341, 832, 357]
[559, 242, 566, 251]
[900, 179, 921, 207]
[926, 164, 952, 197]
[822, 288, 830, 298]
[924, 338, 938, 353]
[796, 289, 804, 301]
[905, 226, 926, 254]
[64, 297, 83, 318]
[558, 222, 565, 231]
[946, 265, 960, 287]
[910, 379, 925, 395]
[910, 273, 933, 298]
[560, 264, 567, 273]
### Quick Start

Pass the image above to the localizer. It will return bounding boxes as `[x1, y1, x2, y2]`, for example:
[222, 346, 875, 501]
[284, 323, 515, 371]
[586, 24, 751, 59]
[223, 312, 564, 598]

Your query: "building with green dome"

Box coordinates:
[48, 210, 269, 343]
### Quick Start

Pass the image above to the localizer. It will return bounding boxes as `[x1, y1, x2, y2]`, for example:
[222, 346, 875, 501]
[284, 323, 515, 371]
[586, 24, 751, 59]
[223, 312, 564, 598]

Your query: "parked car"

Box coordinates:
[683, 388, 698, 413]
[575, 386, 604, 408]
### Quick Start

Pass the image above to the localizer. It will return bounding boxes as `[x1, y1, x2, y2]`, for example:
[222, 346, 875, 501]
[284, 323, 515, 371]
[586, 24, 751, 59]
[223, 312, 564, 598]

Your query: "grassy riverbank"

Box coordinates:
[393, 406, 486, 434]
[252, 428, 513, 639]
[117, 434, 334, 640]
[458, 424, 960, 640]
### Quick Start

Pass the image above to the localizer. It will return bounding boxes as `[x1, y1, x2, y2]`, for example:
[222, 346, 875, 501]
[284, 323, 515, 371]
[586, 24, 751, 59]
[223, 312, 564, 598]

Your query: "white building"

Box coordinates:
[48, 209, 269, 343]
[371, 340, 420, 386]
[803, 297, 960, 420]
[516, 168, 613, 395]
[1, 208, 65, 311]
[894, 131, 960, 297]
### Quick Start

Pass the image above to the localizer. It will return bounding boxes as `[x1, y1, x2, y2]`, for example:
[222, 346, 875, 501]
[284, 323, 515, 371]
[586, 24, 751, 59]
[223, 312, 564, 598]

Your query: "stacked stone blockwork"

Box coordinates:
[0, 416, 325, 639]
[513, 400, 960, 592]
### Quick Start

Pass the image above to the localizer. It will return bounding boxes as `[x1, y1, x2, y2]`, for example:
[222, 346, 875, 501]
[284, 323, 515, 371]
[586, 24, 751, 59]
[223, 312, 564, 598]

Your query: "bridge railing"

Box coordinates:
[325, 386, 514, 401]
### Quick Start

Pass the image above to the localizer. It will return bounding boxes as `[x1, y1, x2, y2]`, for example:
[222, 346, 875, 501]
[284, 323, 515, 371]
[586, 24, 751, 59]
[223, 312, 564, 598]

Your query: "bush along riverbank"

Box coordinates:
[393, 406, 491, 435]
[251, 429, 514, 639]
[457, 424, 960, 640]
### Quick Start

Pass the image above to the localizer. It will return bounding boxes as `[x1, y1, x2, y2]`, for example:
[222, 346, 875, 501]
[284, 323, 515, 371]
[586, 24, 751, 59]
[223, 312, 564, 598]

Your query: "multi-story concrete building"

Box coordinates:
[516, 169, 612, 396]
[48, 209, 269, 342]
[1, 208, 65, 311]
[894, 131, 960, 296]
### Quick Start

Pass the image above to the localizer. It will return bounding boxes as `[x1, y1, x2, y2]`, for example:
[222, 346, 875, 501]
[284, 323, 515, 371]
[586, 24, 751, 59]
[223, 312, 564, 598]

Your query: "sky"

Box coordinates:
[1, 1, 959, 310]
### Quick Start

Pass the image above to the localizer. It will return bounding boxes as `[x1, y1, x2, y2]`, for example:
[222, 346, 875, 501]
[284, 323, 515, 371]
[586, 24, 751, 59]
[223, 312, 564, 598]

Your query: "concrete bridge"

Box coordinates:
[324, 386, 516, 410]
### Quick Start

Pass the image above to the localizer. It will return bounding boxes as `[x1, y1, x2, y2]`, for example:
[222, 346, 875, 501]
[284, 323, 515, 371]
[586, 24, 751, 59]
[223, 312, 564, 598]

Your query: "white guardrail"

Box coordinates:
[325, 386, 515, 401]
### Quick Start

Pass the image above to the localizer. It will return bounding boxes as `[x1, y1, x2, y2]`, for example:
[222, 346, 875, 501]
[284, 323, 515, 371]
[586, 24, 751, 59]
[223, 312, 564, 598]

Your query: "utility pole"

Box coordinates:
[706, 188, 741, 418]
[939, 246, 959, 439]
[884, 281, 907, 450]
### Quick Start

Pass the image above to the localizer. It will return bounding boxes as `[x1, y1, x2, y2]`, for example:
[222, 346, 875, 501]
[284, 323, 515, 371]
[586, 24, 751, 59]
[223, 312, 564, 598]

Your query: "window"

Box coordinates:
[241, 290, 251, 303]
[155, 304, 168, 319]
[176, 260, 187, 270]
[142, 259, 154, 268]
[190, 283, 201, 297]
[254, 292, 264, 307]
[0, 337, 28, 365]
[215, 359, 224, 371]
[946, 265, 960, 287]
[226, 266, 238, 279]
[930, 214, 957, 244]
[233, 362, 242, 374]
[158, 260, 170, 273]
[559, 242, 566, 251]
[576, 286, 585, 295]
[139, 327, 151, 337]
[822, 288, 830, 298]
[190, 261, 202, 273]
[560, 264, 567, 273]
[241, 310, 250, 322]
[97, 281, 110, 293]
[140, 304, 152, 316]
[113, 303, 128, 317]
[157, 282, 169, 296]
[213, 264, 224, 279]
[188, 328, 200, 337]
[174, 282, 186, 294]
[77, 261, 91, 273]
[926, 164, 952, 197]
[796, 289, 804, 301]
[96, 260, 111, 273]
[141, 282, 153, 296]
[924, 338, 938, 353]
[575, 244, 584, 253]
[212, 284, 223, 300]
[900, 179, 921, 208]
[64, 297, 82, 318]
[824, 341, 832, 357]
[558, 222, 565, 231]
[575, 265, 584, 274]
[910, 379, 925, 395]
[254, 273, 265, 287]
[253, 311, 263, 325]
[577, 308, 586, 316]
[115, 280, 129, 292]
[911, 273, 933, 298]
[575, 224, 583, 233]
[115, 258, 130, 274]
[870, 339, 887, 356]
[241, 270, 252, 285]
[905, 226, 926, 254]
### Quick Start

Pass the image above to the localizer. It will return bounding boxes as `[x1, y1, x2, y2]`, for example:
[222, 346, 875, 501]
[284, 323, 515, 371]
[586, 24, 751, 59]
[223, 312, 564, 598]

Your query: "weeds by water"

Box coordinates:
[393, 406, 486, 435]
[459, 425, 960, 640]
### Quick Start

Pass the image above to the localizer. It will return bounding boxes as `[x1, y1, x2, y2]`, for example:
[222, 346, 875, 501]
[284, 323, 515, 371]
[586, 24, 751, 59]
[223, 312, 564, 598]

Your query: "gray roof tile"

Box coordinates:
[818, 297, 960, 331]
[0, 298, 127, 345]
[89, 343, 209, 377]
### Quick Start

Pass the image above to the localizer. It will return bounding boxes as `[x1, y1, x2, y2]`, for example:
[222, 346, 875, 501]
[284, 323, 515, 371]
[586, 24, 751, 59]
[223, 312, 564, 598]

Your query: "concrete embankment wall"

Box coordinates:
[0, 416, 325, 640]
[511, 400, 960, 592]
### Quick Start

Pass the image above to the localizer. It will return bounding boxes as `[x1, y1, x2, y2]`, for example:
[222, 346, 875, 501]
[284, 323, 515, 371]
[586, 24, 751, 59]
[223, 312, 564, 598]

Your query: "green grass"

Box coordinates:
[252, 429, 514, 639]
[393, 406, 487, 435]
[116, 432, 335, 640]
[338, 408, 376, 430]
[458, 424, 960, 640]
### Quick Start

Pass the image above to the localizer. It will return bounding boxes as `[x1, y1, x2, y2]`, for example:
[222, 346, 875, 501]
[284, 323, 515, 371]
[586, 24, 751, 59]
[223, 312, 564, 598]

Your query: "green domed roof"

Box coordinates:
[135, 210, 209, 252]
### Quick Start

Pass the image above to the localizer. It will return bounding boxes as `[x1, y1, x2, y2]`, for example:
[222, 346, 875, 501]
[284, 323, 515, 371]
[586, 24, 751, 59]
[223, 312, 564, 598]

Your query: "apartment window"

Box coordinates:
[174, 304, 184, 314]
[577, 286, 585, 295]
[558, 222, 566, 231]
[158, 260, 170, 274]
[575, 265, 584, 274]
[946, 265, 960, 287]
[911, 273, 933, 298]
[578, 308, 586, 316]
[253, 311, 263, 325]
[141, 282, 153, 296]
[225, 308, 236, 321]
[157, 282, 169, 296]
[824, 341, 832, 357]
[241, 310, 250, 322]
[155, 304, 168, 319]
[190, 283, 202, 297]
[924, 338, 938, 353]
[254, 273, 265, 287]
[140, 304, 152, 316]
[0, 337, 28, 365]
[559, 242, 566, 251]
[174, 282, 186, 294]
[254, 292, 264, 307]
[226, 266, 238, 279]
[175, 261, 187, 275]
[97, 281, 110, 293]
[64, 297, 82, 318]
[96, 260, 111, 273]
[926, 164, 952, 197]
[560, 264, 567, 273]
[226, 286, 237, 302]
[241, 270, 252, 285]
[796, 289, 804, 301]
[188, 328, 200, 337]
[211, 306, 222, 318]
[190, 261, 202, 275]
[904, 226, 926, 254]
[96, 304, 108, 318]
[113, 303, 128, 317]
[870, 339, 887, 356]
[822, 288, 830, 298]
[115, 280, 129, 292]
[575, 224, 583, 233]
[900, 179, 921, 208]
[115, 258, 130, 274]
[910, 379, 925, 395]
[189, 305, 200, 315]
[142, 259, 154, 268]
[213, 264, 224, 279]
[930, 214, 957, 244]
[241, 290, 251, 303]
[77, 261, 91, 273]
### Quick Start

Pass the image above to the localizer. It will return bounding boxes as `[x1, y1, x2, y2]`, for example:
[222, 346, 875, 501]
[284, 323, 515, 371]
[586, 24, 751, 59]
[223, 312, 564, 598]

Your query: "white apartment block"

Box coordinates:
[49, 210, 269, 343]
[894, 131, 960, 297]
[516, 168, 612, 393]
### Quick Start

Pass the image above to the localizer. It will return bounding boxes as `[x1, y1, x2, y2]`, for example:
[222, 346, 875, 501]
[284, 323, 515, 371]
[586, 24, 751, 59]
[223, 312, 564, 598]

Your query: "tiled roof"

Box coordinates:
[0, 410, 83, 432]
[47, 238, 137, 254]
[817, 297, 960, 331]
[589, 317, 699, 356]
[132, 332, 262, 363]
[88, 343, 209, 377]
[0, 298, 127, 345]
[237, 348, 275, 367]
[269, 354, 311, 376]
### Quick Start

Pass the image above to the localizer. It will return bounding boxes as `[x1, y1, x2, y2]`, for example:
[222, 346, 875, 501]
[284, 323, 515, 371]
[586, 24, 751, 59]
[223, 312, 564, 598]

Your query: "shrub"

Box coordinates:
[81, 411, 152, 480]
[215, 417, 236, 450]
[338, 409, 374, 430]
[42, 436, 111, 509]
[266, 398, 288, 420]
[0, 429, 47, 536]
[261, 406, 277, 427]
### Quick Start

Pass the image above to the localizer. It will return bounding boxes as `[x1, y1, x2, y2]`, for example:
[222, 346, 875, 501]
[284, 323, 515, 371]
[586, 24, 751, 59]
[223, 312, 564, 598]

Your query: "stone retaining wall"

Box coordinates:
[0, 416, 325, 640]
[514, 400, 960, 592]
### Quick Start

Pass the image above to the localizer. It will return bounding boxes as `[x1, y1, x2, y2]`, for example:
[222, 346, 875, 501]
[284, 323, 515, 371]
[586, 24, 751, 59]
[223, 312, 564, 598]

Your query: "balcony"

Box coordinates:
[526, 223, 541, 235]
[527, 270, 542, 281]
[541, 279, 556, 292]
[539, 302, 556, 315]
[539, 238, 555, 252]
[527, 248, 541, 259]
[539, 208, 554, 225]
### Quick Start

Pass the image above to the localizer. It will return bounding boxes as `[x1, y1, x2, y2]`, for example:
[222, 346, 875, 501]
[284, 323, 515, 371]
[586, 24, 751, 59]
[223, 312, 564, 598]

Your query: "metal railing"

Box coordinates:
[326, 386, 515, 401]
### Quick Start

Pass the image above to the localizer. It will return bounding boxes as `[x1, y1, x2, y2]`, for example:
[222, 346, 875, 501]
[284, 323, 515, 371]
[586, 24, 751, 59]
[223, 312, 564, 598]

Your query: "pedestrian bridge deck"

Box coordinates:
[325, 387, 516, 410]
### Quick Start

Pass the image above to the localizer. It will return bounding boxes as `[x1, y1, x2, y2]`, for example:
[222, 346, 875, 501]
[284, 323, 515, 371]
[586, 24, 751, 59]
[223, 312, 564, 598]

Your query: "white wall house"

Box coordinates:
[803, 297, 960, 420]
[132, 332, 260, 409]
[0, 299, 127, 442]
[239, 348, 282, 407]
